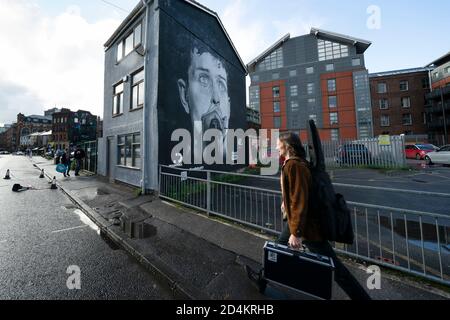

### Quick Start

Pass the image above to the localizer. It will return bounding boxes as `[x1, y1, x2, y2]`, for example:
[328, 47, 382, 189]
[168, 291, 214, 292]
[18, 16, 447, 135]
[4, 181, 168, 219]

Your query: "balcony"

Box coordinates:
[426, 86, 450, 100]
[427, 118, 450, 129]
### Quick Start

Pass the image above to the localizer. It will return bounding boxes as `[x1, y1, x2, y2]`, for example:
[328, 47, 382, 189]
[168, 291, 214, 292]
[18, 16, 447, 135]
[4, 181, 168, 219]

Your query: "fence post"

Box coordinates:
[207, 171, 211, 217]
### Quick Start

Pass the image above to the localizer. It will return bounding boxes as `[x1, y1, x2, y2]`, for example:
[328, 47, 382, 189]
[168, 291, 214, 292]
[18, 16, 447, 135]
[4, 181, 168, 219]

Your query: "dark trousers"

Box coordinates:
[75, 159, 82, 175]
[277, 221, 371, 300]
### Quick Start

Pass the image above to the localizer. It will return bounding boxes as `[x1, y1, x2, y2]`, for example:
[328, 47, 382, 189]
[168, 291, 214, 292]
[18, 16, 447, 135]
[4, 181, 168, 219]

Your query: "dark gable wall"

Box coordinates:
[158, 0, 247, 167]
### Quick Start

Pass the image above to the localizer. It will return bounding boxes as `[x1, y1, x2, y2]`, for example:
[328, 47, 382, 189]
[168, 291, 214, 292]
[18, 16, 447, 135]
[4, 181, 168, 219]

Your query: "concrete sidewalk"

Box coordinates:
[31, 157, 450, 300]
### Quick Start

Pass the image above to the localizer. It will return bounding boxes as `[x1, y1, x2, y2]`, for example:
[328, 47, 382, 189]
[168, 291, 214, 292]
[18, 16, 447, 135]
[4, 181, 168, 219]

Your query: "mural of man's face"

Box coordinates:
[178, 48, 231, 140]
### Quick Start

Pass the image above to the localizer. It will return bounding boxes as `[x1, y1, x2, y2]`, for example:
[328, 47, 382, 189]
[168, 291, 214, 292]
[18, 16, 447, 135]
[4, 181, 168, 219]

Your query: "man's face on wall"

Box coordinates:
[178, 48, 230, 136]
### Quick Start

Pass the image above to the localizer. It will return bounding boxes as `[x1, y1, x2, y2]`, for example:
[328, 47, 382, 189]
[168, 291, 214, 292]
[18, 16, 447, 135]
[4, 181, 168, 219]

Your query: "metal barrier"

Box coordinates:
[318, 136, 406, 169]
[159, 165, 450, 286]
[79, 140, 97, 174]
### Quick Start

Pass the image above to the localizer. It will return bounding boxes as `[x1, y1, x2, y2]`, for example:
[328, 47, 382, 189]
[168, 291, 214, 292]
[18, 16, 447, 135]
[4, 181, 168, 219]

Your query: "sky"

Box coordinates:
[0, 0, 449, 126]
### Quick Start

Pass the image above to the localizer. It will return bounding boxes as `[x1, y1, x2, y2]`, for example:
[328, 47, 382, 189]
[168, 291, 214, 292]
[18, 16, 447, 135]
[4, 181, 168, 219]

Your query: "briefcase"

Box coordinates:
[262, 241, 335, 300]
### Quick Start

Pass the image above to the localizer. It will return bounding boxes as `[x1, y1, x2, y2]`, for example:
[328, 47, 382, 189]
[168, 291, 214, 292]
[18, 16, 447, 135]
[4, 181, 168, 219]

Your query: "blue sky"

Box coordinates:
[0, 0, 448, 125]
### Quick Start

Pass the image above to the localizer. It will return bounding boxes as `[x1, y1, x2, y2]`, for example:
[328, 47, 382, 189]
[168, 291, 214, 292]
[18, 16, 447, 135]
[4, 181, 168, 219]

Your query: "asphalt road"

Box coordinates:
[0, 155, 173, 300]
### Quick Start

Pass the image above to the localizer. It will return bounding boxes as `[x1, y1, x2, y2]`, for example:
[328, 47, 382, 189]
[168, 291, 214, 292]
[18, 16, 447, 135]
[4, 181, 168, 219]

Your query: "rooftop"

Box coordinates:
[369, 67, 433, 78]
[426, 51, 450, 67]
[104, 0, 246, 73]
[247, 27, 372, 70]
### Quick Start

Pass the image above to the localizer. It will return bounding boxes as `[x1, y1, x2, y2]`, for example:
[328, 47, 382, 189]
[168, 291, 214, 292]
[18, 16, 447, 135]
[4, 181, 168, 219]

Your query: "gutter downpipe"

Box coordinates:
[141, 0, 149, 195]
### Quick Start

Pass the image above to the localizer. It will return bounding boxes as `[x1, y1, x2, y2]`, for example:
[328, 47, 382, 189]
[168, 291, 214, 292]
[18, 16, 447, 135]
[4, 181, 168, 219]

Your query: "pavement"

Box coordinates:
[0, 154, 173, 300]
[6, 155, 450, 300]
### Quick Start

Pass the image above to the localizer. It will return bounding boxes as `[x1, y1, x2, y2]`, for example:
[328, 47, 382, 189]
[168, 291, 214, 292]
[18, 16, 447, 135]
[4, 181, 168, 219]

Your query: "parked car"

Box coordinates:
[336, 144, 372, 165]
[424, 145, 450, 165]
[14, 151, 25, 156]
[0, 150, 10, 155]
[405, 144, 438, 160]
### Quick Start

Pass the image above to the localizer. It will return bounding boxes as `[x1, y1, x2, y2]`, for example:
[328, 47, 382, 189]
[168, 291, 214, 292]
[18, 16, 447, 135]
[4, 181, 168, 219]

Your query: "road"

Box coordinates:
[0, 154, 173, 300]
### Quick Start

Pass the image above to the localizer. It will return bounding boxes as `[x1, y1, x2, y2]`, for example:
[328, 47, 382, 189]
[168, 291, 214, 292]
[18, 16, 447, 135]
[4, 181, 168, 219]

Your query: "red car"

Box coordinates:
[405, 144, 438, 160]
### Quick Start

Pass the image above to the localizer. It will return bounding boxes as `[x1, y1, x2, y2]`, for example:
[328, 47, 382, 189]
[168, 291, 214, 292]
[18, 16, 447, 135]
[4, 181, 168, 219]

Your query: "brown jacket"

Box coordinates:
[281, 157, 324, 242]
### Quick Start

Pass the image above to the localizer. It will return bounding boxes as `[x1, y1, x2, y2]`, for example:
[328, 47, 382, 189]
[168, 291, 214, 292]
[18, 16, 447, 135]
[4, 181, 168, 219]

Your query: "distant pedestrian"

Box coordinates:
[60, 149, 71, 178]
[74, 145, 86, 176]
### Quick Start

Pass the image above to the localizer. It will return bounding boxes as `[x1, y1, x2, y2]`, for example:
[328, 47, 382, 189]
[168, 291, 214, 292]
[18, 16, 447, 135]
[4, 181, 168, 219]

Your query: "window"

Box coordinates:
[273, 101, 281, 113]
[379, 99, 389, 110]
[113, 82, 124, 115]
[257, 47, 284, 71]
[134, 23, 142, 48]
[117, 21, 143, 62]
[273, 86, 280, 98]
[352, 58, 361, 66]
[82, 119, 86, 125]
[117, 41, 123, 62]
[308, 98, 316, 106]
[124, 33, 134, 57]
[251, 75, 259, 82]
[327, 79, 336, 92]
[422, 78, 430, 89]
[331, 129, 339, 142]
[402, 114, 412, 126]
[378, 83, 387, 93]
[289, 70, 297, 77]
[381, 115, 390, 127]
[249, 86, 260, 110]
[309, 114, 317, 123]
[318, 39, 349, 61]
[446, 66, 450, 74]
[401, 97, 411, 108]
[328, 96, 337, 109]
[290, 85, 298, 97]
[307, 83, 315, 95]
[131, 69, 145, 110]
[74, 118, 79, 124]
[118, 133, 141, 168]
[400, 80, 409, 91]
[330, 112, 338, 125]
[434, 72, 439, 79]
[274, 117, 281, 129]
[306, 67, 314, 74]
[291, 101, 299, 112]
[326, 64, 334, 72]
[272, 73, 280, 80]
[423, 112, 427, 124]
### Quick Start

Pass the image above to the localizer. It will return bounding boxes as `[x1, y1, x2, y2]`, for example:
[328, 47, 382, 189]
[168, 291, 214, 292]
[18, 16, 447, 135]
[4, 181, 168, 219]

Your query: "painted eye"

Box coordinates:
[199, 74, 210, 87]
[218, 80, 227, 93]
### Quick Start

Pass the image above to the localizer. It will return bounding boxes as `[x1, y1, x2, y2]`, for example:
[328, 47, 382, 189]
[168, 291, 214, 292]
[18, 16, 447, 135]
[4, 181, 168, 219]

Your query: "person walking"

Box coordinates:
[275, 132, 371, 300]
[60, 149, 71, 178]
[74, 145, 86, 176]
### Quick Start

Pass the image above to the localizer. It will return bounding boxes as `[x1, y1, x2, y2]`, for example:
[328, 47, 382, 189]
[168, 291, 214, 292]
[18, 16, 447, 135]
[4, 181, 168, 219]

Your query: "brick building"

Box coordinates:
[52, 108, 98, 150]
[369, 68, 431, 137]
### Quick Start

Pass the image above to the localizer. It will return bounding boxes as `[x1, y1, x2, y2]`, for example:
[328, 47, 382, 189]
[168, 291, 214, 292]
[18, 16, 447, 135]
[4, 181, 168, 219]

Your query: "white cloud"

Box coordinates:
[0, 0, 121, 124]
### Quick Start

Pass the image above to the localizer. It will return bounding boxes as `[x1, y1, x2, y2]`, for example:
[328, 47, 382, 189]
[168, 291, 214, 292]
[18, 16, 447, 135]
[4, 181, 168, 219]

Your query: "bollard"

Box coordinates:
[4, 169, 11, 180]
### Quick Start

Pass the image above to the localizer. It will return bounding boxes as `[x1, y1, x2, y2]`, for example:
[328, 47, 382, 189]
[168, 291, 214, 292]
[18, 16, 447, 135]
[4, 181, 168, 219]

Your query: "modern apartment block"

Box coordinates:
[369, 68, 431, 137]
[247, 28, 374, 142]
[98, 0, 247, 191]
[425, 52, 450, 145]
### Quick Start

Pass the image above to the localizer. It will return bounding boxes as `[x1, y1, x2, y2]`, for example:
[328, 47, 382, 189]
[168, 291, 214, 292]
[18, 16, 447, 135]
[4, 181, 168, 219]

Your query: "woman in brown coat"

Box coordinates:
[276, 132, 371, 300]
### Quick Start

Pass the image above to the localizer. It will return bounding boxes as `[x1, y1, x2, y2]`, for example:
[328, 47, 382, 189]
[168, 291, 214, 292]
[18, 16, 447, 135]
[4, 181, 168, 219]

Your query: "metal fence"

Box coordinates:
[159, 165, 450, 286]
[318, 135, 406, 169]
[79, 140, 97, 174]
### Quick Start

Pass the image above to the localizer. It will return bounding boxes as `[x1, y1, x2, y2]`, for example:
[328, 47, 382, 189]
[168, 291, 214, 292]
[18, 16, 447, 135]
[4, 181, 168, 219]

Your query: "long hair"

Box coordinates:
[279, 132, 307, 159]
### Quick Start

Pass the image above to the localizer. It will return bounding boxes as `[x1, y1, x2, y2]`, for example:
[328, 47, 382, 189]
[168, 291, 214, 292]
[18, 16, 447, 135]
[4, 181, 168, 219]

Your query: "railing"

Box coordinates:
[316, 136, 406, 170]
[159, 165, 450, 286]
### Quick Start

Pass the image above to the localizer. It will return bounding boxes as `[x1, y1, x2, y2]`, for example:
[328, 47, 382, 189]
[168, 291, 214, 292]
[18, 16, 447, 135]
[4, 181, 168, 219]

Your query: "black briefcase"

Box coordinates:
[263, 241, 335, 300]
